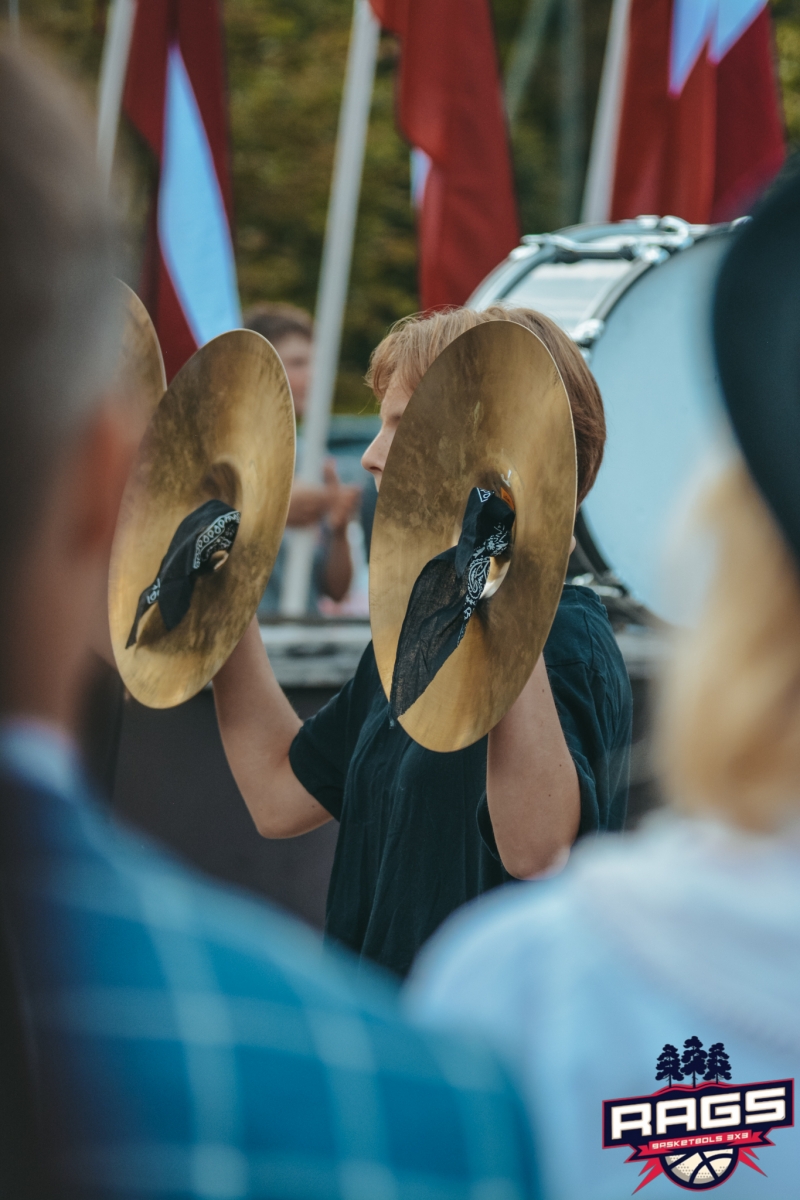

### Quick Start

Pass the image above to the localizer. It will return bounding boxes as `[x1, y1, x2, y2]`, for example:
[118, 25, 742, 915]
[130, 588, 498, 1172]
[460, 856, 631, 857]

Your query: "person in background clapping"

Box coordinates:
[244, 303, 360, 612]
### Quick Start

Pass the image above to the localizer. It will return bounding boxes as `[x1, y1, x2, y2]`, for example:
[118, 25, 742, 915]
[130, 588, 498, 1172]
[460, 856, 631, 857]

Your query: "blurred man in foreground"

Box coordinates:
[0, 41, 536, 1199]
[244, 304, 360, 612]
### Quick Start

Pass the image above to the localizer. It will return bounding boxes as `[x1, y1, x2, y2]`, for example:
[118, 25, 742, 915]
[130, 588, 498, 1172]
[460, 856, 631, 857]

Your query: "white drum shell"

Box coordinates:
[471, 224, 734, 624]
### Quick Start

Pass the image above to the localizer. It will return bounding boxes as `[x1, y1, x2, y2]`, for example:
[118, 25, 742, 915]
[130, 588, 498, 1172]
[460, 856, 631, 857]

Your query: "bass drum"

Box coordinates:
[470, 216, 738, 625]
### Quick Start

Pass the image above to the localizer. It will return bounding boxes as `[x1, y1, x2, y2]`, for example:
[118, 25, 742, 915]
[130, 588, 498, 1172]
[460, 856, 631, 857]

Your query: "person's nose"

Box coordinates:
[361, 426, 389, 484]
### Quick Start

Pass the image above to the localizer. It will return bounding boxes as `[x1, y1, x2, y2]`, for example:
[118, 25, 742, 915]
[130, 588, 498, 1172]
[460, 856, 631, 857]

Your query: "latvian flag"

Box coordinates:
[584, 0, 785, 224]
[369, 0, 519, 311]
[123, 0, 241, 381]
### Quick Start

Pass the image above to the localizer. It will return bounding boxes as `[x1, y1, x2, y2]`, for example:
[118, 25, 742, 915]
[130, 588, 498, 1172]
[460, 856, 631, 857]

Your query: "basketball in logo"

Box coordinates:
[662, 1147, 738, 1189]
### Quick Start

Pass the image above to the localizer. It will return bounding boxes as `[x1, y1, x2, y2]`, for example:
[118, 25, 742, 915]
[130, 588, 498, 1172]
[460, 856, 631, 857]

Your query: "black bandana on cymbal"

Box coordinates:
[126, 499, 241, 647]
[389, 487, 514, 720]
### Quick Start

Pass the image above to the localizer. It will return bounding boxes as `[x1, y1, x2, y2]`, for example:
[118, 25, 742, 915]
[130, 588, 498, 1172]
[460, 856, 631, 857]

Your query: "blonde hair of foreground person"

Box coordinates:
[659, 458, 800, 832]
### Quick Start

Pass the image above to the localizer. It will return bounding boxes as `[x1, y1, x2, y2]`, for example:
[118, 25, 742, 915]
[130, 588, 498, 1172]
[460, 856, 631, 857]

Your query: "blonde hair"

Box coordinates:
[366, 306, 606, 505]
[658, 460, 800, 831]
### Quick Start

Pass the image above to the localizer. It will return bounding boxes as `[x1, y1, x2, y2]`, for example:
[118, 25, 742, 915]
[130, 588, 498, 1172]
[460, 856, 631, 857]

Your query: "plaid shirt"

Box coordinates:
[0, 731, 537, 1200]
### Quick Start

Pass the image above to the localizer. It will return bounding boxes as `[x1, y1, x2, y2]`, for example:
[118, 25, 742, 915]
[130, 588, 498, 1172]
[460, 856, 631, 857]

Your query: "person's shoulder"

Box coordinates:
[546, 583, 623, 676]
[412, 813, 800, 1061]
[2, 768, 392, 1016]
[71, 797, 536, 1178]
[103, 796, 398, 1012]
[408, 830, 654, 1025]
[552, 583, 614, 648]
[407, 872, 594, 1054]
[409, 814, 748, 1012]
[3, 776, 536, 1194]
[412, 873, 582, 992]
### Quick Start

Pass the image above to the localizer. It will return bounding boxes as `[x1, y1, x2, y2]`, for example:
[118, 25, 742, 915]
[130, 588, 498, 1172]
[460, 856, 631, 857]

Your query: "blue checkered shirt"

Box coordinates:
[0, 726, 537, 1199]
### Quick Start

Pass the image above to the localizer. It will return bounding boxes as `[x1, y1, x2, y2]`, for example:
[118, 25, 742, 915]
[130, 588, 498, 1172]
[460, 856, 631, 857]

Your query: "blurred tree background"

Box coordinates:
[14, 0, 800, 409]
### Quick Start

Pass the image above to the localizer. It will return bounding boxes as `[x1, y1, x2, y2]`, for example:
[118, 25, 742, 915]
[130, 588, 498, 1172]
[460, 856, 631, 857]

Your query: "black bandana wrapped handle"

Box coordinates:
[126, 499, 241, 648]
[389, 487, 515, 719]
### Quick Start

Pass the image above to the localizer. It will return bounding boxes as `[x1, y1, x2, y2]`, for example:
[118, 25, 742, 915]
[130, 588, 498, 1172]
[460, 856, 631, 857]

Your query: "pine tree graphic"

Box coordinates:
[681, 1036, 707, 1087]
[655, 1044, 684, 1086]
[704, 1043, 732, 1083]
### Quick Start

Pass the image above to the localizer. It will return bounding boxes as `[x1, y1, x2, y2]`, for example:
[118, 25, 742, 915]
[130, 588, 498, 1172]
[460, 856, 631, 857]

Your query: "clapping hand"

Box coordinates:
[286, 460, 361, 531]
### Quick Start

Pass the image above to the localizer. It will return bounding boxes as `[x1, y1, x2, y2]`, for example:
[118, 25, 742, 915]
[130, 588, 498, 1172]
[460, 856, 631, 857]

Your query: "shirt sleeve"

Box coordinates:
[475, 796, 513, 875]
[544, 596, 632, 837]
[288, 642, 378, 821]
[475, 590, 632, 861]
[547, 660, 613, 836]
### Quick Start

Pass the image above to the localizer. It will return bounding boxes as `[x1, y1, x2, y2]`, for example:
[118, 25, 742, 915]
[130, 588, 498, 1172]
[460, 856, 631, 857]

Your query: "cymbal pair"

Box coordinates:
[110, 294, 576, 753]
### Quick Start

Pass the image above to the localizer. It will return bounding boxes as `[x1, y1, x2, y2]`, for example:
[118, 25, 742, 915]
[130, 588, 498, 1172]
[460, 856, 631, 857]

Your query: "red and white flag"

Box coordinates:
[369, 0, 520, 310]
[583, 0, 785, 225]
[123, 0, 241, 381]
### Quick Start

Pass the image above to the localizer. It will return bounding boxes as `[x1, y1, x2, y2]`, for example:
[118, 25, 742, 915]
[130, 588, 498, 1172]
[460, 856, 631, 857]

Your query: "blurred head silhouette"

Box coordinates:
[660, 169, 800, 832]
[0, 40, 133, 733]
[243, 303, 313, 417]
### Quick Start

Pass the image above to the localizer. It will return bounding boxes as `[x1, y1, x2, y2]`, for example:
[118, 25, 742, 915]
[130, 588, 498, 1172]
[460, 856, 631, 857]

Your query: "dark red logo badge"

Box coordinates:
[602, 1038, 793, 1191]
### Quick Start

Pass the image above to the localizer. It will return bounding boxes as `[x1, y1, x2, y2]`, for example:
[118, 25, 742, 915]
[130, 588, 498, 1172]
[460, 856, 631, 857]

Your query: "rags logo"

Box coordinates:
[602, 1038, 793, 1192]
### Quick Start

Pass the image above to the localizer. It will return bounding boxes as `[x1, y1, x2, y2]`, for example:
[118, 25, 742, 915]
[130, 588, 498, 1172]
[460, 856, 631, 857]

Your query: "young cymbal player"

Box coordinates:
[214, 305, 633, 978]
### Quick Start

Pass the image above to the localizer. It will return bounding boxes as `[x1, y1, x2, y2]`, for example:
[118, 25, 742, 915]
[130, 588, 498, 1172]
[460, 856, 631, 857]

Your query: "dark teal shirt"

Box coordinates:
[289, 585, 632, 977]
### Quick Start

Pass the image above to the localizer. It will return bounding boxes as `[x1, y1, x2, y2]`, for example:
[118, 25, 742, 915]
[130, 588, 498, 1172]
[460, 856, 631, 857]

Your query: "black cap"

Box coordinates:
[714, 168, 800, 564]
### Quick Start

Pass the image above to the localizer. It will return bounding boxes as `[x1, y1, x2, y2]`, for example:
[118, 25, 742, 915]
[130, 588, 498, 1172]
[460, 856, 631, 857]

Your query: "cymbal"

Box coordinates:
[113, 280, 166, 429]
[109, 330, 295, 708]
[369, 320, 577, 752]
[90, 284, 166, 672]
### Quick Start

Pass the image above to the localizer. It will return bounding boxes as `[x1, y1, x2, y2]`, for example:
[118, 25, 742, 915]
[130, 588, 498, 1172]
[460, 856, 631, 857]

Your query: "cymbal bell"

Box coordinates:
[109, 330, 295, 708]
[112, 280, 166, 429]
[369, 320, 577, 752]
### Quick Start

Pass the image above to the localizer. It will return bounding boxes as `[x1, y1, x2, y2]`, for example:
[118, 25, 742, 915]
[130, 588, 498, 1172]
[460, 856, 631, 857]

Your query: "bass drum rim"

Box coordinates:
[472, 220, 737, 626]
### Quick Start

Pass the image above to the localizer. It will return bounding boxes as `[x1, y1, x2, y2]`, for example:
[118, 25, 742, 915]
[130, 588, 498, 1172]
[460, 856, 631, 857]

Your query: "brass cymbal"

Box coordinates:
[90, 284, 167, 672]
[369, 320, 577, 752]
[109, 330, 295, 708]
[113, 280, 166, 429]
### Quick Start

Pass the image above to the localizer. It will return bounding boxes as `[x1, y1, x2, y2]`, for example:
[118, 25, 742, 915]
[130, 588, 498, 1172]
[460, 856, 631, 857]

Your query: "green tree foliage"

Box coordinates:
[494, 0, 612, 231]
[226, 2, 418, 410]
[14, 0, 800, 409]
[13, 0, 104, 78]
[775, 0, 800, 150]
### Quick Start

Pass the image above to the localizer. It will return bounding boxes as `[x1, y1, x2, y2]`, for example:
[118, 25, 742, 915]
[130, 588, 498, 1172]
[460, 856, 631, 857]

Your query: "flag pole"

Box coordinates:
[280, 0, 380, 617]
[96, 0, 138, 192]
[581, 0, 630, 222]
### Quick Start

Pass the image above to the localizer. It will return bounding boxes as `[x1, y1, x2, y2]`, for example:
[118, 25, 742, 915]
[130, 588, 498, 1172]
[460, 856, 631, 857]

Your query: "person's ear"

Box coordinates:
[67, 399, 138, 561]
